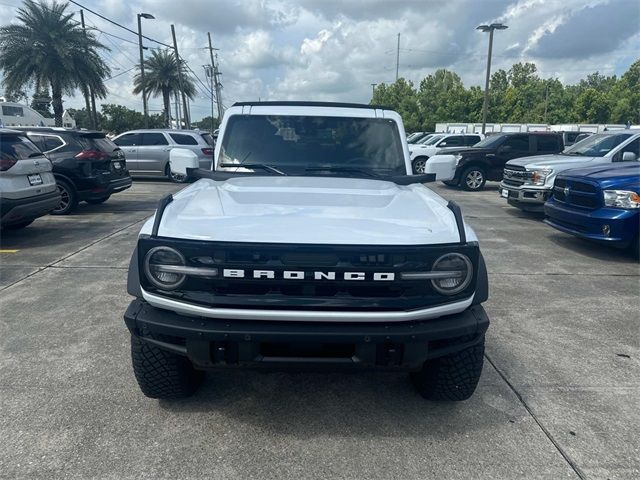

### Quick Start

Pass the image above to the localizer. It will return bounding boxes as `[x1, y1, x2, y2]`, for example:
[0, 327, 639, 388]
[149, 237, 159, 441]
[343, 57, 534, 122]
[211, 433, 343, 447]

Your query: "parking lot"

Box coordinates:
[1, 179, 638, 479]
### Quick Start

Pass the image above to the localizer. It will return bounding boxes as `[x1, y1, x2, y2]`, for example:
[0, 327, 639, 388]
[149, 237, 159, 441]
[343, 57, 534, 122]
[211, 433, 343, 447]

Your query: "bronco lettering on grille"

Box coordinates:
[222, 269, 395, 281]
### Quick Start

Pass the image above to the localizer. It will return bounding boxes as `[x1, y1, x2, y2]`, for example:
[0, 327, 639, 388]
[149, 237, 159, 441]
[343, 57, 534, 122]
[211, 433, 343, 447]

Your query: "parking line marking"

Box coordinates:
[0, 249, 19, 253]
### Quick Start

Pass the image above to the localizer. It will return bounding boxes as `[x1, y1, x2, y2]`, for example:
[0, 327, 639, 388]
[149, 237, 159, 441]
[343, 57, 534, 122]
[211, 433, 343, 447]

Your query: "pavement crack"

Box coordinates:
[485, 353, 587, 480]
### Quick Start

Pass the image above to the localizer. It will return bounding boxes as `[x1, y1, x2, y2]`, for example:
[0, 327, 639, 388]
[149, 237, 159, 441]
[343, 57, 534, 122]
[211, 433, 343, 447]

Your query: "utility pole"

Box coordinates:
[395, 33, 400, 81]
[543, 81, 549, 123]
[79, 10, 97, 129]
[477, 23, 508, 134]
[203, 65, 215, 133]
[208, 32, 224, 121]
[137, 13, 155, 127]
[171, 24, 190, 129]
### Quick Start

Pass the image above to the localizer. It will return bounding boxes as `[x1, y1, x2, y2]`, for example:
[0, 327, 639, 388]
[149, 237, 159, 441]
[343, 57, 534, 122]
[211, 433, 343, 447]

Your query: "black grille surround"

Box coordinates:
[552, 177, 601, 210]
[138, 236, 480, 312]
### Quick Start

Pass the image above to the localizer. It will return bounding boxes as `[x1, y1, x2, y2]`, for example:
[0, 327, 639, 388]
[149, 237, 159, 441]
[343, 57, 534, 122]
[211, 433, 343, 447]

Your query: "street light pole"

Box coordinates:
[137, 13, 154, 128]
[477, 23, 507, 135]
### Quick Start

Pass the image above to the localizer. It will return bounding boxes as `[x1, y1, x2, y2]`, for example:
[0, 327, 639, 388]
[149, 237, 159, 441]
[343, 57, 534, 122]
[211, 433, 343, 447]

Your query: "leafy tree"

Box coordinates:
[193, 116, 221, 132]
[99, 104, 164, 134]
[133, 50, 197, 127]
[0, 0, 110, 126]
[31, 84, 52, 118]
[575, 88, 611, 123]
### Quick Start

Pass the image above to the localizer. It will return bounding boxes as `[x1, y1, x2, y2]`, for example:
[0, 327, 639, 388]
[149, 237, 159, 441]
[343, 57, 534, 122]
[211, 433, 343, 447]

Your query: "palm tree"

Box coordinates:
[0, 0, 110, 127]
[133, 50, 196, 127]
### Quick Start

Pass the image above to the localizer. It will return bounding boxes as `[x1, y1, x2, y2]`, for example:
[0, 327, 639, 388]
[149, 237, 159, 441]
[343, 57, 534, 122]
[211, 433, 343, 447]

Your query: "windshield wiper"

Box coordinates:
[28, 152, 44, 158]
[564, 151, 585, 156]
[219, 163, 287, 176]
[305, 166, 382, 179]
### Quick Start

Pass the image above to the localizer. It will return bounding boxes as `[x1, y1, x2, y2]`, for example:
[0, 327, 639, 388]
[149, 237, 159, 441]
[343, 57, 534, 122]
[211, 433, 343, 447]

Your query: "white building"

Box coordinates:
[0, 101, 76, 128]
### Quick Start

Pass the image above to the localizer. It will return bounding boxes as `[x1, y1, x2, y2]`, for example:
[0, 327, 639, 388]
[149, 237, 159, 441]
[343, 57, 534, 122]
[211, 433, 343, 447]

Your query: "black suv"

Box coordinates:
[18, 128, 132, 214]
[443, 132, 564, 191]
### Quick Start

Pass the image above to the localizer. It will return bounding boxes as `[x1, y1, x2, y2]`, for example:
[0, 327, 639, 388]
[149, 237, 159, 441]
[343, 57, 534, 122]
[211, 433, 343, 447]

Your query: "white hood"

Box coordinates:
[141, 176, 470, 245]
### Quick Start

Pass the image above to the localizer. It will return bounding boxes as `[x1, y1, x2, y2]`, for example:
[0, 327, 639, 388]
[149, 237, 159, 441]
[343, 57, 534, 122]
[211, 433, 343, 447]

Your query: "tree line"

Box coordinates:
[372, 60, 640, 132]
[0, 0, 197, 129]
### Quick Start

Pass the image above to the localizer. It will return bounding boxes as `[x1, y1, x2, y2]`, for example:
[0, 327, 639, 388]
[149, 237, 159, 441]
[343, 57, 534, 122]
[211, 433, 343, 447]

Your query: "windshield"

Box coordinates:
[420, 134, 443, 145]
[563, 133, 633, 157]
[473, 135, 506, 148]
[414, 134, 434, 144]
[219, 115, 406, 175]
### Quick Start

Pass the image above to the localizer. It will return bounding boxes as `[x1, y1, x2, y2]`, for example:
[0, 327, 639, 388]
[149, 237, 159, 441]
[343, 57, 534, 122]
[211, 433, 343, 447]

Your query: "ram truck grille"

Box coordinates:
[553, 178, 600, 210]
[138, 238, 479, 312]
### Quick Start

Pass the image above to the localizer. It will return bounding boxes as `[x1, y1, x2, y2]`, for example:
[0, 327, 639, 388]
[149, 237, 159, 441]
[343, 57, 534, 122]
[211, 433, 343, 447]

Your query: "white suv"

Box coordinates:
[0, 129, 60, 229]
[113, 129, 214, 183]
[409, 133, 483, 174]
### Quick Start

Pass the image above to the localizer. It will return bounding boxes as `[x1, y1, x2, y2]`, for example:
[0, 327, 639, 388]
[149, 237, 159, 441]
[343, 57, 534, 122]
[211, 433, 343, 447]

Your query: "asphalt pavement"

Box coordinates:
[1, 179, 638, 480]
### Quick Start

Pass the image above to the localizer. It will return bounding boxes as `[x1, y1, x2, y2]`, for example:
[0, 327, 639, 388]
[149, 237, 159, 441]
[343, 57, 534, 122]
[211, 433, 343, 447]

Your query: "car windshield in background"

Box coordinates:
[473, 135, 506, 148]
[201, 133, 214, 146]
[0, 135, 43, 160]
[78, 136, 118, 152]
[415, 134, 435, 144]
[420, 135, 443, 145]
[563, 133, 633, 157]
[219, 115, 406, 176]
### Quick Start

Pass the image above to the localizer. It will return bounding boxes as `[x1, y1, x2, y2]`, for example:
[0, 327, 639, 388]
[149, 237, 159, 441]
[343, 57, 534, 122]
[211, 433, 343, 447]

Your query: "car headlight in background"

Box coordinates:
[528, 168, 553, 185]
[144, 246, 187, 290]
[603, 190, 640, 209]
[430, 253, 473, 295]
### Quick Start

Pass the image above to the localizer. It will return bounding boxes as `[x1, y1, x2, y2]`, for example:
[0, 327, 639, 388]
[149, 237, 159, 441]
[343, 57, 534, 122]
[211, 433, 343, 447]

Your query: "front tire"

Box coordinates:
[410, 337, 485, 401]
[51, 179, 78, 215]
[412, 157, 429, 174]
[461, 166, 487, 191]
[131, 330, 203, 399]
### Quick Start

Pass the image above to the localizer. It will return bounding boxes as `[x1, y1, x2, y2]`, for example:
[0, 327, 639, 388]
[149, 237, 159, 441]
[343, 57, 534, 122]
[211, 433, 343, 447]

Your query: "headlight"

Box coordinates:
[454, 154, 463, 166]
[144, 246, 187, 290]
[430, 253, 473, 295]
[528, 168, 553, 186]
[603, 190, 640, 209]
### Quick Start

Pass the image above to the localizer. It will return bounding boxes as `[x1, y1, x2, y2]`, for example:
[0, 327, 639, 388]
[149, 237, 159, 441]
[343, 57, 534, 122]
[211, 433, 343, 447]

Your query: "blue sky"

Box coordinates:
[1, 0, 638, 120]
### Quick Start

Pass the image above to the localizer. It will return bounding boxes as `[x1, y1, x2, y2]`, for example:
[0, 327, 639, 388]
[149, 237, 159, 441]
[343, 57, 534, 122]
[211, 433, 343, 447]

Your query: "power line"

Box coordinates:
[105, 66, 137, 81]
[67, 0, 173, 49]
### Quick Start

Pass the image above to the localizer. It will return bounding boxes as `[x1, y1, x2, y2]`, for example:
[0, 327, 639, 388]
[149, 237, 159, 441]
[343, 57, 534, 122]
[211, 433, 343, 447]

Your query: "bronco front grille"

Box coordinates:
[553, 178, 600, 210]
[138, 238, 479, 311]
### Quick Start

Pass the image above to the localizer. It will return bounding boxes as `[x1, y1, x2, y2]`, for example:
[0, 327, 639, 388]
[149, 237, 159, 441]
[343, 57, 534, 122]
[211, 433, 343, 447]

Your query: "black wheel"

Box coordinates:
[166, 164, 188, 183]
[460, 166, 486, 191]
[51, 179, 78, 215]
[412, 157, 429, 174]
[2, 219, 34, 230]
[85, 195, 111, 205]
[131, 329, 203, 399]
[410, 337, 485, 401]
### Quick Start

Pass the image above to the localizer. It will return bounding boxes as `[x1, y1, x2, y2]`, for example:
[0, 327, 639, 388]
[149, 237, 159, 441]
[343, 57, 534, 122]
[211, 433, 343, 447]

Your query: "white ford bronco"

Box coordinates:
[124, 101, 490, 401]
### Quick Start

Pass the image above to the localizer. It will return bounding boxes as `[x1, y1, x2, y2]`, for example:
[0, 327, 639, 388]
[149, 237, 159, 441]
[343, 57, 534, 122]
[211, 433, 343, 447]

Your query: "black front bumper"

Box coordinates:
[124, 299, 489, 371]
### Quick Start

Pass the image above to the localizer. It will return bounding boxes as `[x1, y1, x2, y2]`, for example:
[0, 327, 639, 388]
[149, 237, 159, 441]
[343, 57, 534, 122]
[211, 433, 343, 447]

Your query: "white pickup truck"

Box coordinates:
[500, 131, 640, 212]
[123, 101, 490, 402]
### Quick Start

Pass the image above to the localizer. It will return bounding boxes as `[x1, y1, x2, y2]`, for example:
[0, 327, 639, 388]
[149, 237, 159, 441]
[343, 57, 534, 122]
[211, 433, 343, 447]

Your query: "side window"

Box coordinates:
[42, 136, 64, 152]
[169, 133, 198, 145]
[613, 138, 639, 162]
[566, 132, 580, 143]
[141, 133, 169, 146]
[465, 135, 481, 145]
[536, 135, 561, 153]
[441, 136, 463, 147]
[27, 134, 46, 151]
[503, 135, 529, 152]
[114, 133, 142, 146]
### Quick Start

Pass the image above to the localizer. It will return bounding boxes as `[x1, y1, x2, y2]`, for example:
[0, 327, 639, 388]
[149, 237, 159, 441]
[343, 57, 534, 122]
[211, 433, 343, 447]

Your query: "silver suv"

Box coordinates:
[0, 129, 60, 229]
[113, 129, 214, 183]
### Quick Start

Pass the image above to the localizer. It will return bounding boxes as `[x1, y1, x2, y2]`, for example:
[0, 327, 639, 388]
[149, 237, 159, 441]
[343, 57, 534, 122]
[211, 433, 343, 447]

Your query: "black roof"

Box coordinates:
[232, 101, 393, 110]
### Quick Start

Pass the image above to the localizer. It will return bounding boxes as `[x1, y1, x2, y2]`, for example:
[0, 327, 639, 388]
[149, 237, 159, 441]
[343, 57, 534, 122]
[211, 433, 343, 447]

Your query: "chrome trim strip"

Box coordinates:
[153, 265, 219, 277]
[141, 287, 475, 323]
[400, 271, 464, 280]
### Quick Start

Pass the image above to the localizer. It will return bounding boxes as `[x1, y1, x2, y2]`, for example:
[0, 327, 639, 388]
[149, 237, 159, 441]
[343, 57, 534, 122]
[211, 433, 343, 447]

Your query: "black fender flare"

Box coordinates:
[127, 246, 143, 298]
[472, 251, 489, 305]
